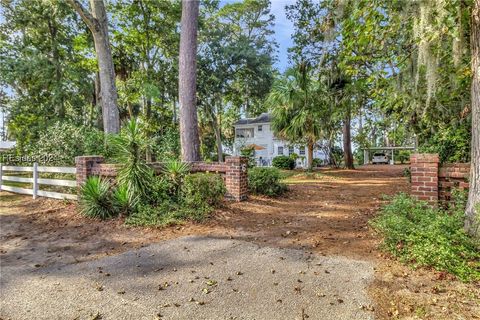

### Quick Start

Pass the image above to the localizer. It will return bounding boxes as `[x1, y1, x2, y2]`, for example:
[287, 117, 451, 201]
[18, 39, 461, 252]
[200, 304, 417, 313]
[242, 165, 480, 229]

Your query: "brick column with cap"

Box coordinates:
[410, 153, 439, 203]
[225, 156, 248, 201]
[75, 156, 105, 187]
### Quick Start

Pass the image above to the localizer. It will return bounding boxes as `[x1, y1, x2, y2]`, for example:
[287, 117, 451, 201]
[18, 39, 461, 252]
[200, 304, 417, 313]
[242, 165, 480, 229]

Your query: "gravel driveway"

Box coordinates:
[1, 236, 375, 320]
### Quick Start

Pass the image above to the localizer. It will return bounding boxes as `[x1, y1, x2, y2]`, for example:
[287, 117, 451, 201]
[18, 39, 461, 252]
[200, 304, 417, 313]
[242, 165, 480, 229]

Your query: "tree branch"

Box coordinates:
[66, 0, 98, 32]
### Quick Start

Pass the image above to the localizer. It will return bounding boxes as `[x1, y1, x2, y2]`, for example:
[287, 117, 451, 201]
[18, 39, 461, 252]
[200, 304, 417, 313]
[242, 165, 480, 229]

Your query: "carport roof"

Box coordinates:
[362, 146, 416, 150]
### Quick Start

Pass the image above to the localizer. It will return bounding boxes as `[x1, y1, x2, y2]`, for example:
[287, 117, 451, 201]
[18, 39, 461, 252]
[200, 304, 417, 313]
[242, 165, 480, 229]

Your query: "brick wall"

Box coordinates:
[91, 163, 119, 177]
[410, 153, 470, 204]
[438, 163, 470, 202]
[149, 162, 229, 175]
[75, 156, 248, 201]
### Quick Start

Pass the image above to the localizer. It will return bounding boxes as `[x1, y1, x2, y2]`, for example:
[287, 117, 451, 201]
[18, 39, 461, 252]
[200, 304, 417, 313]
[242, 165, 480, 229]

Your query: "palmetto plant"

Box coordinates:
[108, 118, 154, 201]
[267, 63, 325, 170]
[162, 159, 190, 198]
[113, 184, 139, 216]
[79, 177, 115, 219]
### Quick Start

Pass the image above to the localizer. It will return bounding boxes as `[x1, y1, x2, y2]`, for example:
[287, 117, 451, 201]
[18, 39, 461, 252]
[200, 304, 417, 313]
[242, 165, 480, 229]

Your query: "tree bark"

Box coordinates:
[94, 72, 103, 130]
[343, 110, 354, 169]
[213, 118, 223, 162]
[67, 0, 120, 134]
[307, 141, 314, 170]
[465, 0, 480, 238]
[178, 0, 201, 161]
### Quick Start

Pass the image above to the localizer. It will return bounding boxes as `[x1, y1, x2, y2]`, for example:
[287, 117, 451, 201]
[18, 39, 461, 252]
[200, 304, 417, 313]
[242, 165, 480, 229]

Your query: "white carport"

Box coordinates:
[362, 146, 416, 165]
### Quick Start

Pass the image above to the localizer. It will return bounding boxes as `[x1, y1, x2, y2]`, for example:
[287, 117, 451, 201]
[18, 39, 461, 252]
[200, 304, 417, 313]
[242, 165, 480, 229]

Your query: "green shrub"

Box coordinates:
[272, 155, 295, 170]
[181, 173, 226, 207]
[147, 177, 173, 205]
[248, 167, 287, 197]
[398, 150, 411, 164]
[125, 173, 225, 227]
[79, 177, 116, 219]
[370, 193, 480, 282]
[312, 158, 322, 167]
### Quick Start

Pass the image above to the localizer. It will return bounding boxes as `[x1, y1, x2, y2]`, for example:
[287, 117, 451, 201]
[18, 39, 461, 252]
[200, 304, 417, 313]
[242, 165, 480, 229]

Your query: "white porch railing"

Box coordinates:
[0, 163, 77, 200]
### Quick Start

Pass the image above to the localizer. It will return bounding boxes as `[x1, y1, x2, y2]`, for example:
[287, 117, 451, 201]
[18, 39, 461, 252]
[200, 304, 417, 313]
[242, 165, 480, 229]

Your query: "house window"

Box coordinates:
[288, 146, 294, 155]
[299, 146, 305, 155]
[278, 146, 284, 155]
[258, 125, 262, 131]
[235, 128, 254, 138]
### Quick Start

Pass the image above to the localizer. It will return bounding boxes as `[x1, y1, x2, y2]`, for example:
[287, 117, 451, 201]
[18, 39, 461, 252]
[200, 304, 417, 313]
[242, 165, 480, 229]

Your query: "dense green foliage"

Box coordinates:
[4, 122, 106, 165]
[418, 126, 472, 163]
[283, 0, 473, 163]
[371, 193, 480, 282]
[1, 0, 276, 162]
[1, 0, 474, 165]
[272, 155, 295, 170]
[248, 167, 287, 196]
[125, 173, 225, 226]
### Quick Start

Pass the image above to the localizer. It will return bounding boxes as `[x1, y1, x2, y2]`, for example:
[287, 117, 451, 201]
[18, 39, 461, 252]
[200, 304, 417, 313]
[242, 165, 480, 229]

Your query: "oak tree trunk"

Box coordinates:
[465, 0, 480, 238]
[178, 0, 201, 162]
[67, 0, 120, 134]
[343, 111, 354, 169]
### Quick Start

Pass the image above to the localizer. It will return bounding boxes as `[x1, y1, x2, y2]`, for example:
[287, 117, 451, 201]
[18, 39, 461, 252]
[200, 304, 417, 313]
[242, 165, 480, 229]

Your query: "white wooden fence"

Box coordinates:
[0, 163, 77, 200]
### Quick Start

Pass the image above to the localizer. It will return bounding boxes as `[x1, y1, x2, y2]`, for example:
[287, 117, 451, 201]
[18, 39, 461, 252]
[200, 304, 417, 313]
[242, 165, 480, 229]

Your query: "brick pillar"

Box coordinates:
[410, 153, 439, 204]
[225, 156, 248, 201]
[75, 156, 105, 188]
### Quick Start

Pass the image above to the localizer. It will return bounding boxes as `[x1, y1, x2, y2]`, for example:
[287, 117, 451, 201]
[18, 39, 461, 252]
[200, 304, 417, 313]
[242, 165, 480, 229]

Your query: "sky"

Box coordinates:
[268, 0, 295, 71]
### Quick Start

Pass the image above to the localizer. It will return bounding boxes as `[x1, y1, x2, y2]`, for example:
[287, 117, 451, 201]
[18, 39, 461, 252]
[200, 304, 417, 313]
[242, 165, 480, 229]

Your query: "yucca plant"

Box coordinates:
[79, 177, 115, 219]
[161, 160, 190, 198]
[108, 118, 154, 202]
[113, 184, 139, 216]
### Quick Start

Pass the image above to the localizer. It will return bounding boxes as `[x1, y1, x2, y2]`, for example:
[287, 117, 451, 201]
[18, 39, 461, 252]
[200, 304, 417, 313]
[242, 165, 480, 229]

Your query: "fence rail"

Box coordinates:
[0, 163, 77, 200]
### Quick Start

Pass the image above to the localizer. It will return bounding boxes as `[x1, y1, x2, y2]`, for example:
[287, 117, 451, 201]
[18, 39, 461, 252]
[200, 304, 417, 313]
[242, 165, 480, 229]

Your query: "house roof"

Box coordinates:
[234, 113, 272, 126]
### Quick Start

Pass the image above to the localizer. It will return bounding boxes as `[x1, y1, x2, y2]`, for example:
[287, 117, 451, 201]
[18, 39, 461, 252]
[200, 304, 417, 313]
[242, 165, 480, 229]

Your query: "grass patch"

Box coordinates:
[370, 193, 480, 282]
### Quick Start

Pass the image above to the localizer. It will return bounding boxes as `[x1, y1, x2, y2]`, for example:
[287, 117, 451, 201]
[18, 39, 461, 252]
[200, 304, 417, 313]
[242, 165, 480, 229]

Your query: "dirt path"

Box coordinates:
[1, 165, 478, 319]
[208, 165, 409, 259]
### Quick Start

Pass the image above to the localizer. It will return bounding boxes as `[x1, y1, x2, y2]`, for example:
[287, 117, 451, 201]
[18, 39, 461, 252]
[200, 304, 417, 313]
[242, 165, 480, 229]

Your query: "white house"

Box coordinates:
[233, 113, 327, 168]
